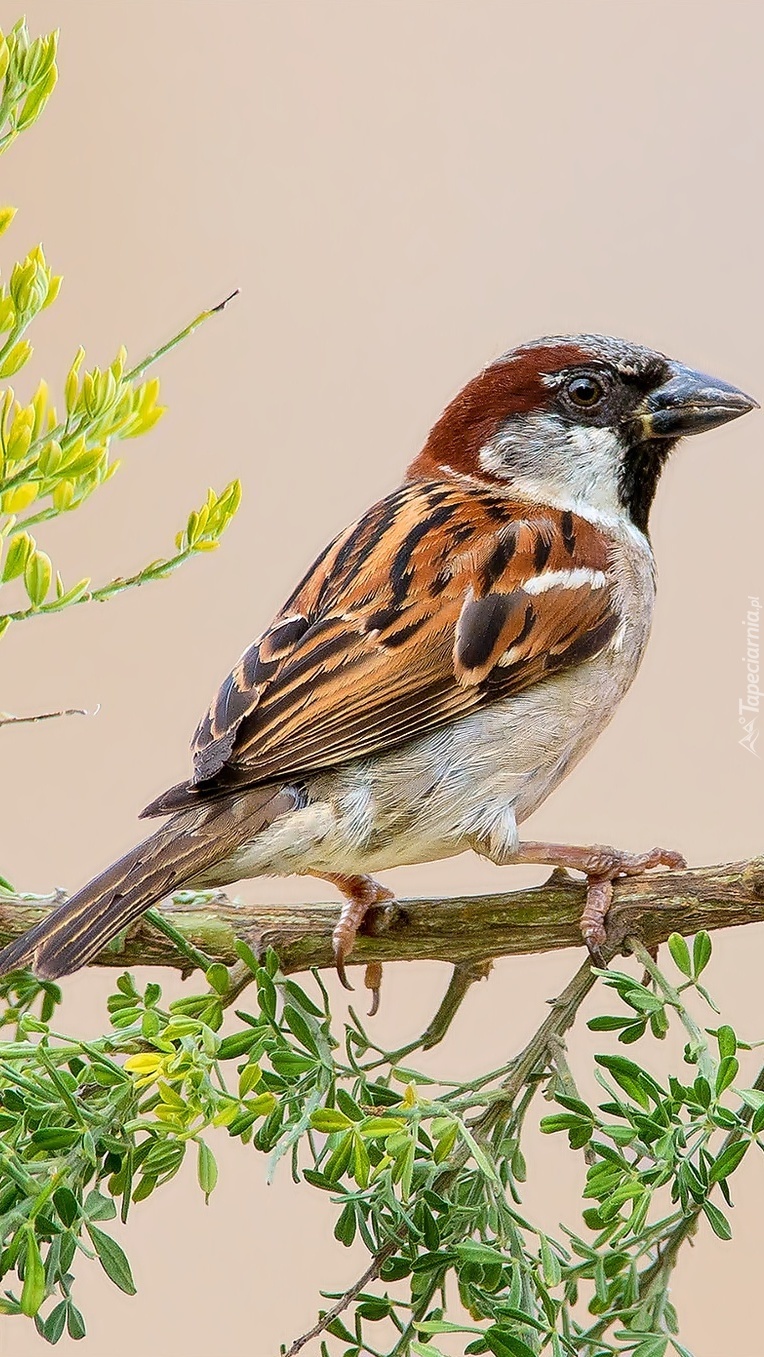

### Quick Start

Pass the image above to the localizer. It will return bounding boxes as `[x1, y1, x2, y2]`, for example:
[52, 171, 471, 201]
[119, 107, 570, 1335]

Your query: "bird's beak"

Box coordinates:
[633, 362, 759, 439]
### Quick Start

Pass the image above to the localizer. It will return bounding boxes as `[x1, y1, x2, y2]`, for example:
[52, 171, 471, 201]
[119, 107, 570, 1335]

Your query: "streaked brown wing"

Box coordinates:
[169, 481, 618, 803]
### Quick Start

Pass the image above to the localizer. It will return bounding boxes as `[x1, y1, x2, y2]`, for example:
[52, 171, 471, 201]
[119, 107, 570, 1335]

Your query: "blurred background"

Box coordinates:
[1, 1, 762, 1352]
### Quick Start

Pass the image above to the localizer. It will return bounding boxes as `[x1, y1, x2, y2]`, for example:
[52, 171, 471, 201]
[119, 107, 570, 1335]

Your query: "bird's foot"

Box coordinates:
[312, 873, 395, 1010]
[515, 840, 686, 965]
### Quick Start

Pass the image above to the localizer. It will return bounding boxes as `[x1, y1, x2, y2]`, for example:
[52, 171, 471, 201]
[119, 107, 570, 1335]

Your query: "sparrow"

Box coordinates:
[0, 334, 756, 1003]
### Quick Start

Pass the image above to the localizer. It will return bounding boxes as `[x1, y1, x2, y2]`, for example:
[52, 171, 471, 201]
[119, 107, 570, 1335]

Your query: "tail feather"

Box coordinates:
[0, 786, 294, 980]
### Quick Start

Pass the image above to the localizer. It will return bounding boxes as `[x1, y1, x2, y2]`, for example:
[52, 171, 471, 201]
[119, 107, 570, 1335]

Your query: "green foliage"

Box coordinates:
[0, 18, 240, 644]
[0, 19, 57, 156]
[0, 931, 761, 1353]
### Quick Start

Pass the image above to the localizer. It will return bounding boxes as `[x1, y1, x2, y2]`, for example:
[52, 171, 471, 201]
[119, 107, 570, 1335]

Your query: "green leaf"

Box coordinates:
[353, 1133, 370, 1188]
[539, 1233, 562, 1287]
[233, 937, 261, 974]
[20, 1231, 46, 1316]
[738, 1087, 764, 1111]
[322, 1131, 354, 1182]
[356, 1298, 391, 1320]
[256, 972, 277, 1019]
[588, 1014, 632, 1031]
[632, 1339, 668, 1357]
[40, 1300, 67, 1343]
[281, 978, 324, 1017]
[485, 1329, 537, 1357]
[715, 1056, 739, 1097]
[693, 1076, 712, 1108]
[333, 1201, 356, 1246]
[361, 1116, 406, 1138]
[716, 1025, 737, 1059]
[270, 1049, 316, 1078]
[595, 1054, 661, 1109]
[66, 1303, 86, 1340]
[335, 1087, 364, 1122]
[283, 1004, 320, 1055]
[692, 931, 712, 977]
[709, 1140, 749, 1183]
[84, 1189, 117, 1222]
[205, 963, 229, 995]
[667, 933, 692, 976]
[310, 1108, 352, 1134]
[701, 1198, 732, 1240]
[619, 1020, 648, 1044]
[417, 1322, 472, 1335]
[197, 1141, 218, 1202]
[454, 1240, 507, 1266]
[53, 1187, 78, 1228]
[86, 1225, 137, 1295]
[217, 1028, 259, 1060]
[24, 548, 52, 608]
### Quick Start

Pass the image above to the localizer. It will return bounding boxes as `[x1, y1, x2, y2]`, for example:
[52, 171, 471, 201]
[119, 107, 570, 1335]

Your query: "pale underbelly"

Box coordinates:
[207, 639, 644, 885]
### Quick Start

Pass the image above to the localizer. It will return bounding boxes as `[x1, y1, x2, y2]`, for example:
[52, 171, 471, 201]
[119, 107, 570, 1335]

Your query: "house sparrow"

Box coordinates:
[0, 334, 756, 1002]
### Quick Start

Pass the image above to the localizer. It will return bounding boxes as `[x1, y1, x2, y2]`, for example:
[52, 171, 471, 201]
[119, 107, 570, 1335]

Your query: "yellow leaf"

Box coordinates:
[42, 272, 62, 309]
[0, 206, 16, 237]
[124, 1053, 163, 1074]
[2, 482, 38, 513]
[51, 479, 74, 511]
[65, 346, 85, 411]
[30, 379, 49, 437]
[6, 408, 33, 462]
[0, 339, 32, 378]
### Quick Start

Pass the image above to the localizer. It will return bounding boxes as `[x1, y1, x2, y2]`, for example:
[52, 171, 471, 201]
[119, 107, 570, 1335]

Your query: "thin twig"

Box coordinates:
[420, 957, 493, 1049]
[0, 706, 93, 728]
[282, 1241, 398, 1356]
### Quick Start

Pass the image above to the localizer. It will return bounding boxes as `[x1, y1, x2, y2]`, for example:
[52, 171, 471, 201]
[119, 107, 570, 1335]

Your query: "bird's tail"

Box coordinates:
[0, 787, 291, 980]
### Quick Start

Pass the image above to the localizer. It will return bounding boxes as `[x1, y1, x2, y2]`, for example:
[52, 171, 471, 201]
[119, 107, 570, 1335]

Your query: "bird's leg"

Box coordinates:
[310, 872, 395, 1009]
[512, 840, 687, 963]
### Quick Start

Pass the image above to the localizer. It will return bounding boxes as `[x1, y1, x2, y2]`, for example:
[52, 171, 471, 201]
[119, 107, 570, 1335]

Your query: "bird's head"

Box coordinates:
[409, 334, 758, 533]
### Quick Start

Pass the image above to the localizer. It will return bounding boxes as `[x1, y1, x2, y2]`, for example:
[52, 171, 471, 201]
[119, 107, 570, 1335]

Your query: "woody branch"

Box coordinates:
[1, 857, 763, 976]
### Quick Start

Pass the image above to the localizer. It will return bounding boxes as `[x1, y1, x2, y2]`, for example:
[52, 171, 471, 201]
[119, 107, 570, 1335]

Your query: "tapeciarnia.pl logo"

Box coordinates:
[739, 595, 761, 757]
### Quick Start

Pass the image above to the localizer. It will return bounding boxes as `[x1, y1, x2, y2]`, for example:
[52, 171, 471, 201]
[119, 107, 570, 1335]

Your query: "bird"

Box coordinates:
[0, 333, 756, 1004]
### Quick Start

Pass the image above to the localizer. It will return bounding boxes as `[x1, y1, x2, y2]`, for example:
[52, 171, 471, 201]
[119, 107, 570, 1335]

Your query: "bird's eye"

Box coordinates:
[565, 374, 606, 408]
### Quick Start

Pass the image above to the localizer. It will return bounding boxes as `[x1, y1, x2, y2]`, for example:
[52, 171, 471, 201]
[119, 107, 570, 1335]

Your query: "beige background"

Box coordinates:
[1, 1, 763, 1353]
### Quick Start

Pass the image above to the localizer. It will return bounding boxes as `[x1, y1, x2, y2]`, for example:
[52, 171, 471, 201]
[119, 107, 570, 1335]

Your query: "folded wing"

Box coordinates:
[143, 481, 619, 815]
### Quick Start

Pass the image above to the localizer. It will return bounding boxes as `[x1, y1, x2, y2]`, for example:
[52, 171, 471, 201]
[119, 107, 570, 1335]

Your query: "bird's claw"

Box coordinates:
[364, 961, 382, 1016]
[579, 845, 686, 962]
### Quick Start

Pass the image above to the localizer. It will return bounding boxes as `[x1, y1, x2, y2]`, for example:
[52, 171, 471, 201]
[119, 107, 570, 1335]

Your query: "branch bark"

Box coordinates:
[1, 856, 763, 975]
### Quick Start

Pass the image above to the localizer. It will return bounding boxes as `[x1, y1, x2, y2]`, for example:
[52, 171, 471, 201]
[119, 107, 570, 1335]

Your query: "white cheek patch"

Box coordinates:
[479, 416, 626, 518]
[564, 427, 623, 510]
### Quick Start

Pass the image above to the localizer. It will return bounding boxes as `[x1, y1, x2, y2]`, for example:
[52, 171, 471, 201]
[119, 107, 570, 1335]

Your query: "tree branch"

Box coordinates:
[1, 857, 763, 976]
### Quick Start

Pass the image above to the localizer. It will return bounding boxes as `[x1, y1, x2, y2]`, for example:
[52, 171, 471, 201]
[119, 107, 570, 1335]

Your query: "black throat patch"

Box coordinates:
[618, 437, 676, 535]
